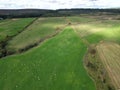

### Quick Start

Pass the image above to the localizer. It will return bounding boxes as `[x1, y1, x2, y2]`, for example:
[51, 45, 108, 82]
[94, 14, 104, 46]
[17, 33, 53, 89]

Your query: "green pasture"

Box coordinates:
[84, 20, 120, 43]
[6, 17, 67, 52]
[0, 28, 95, 90]
[68, 16, 120, 44]
[0, 18, 35, 41]
[0, 15, 120, 90]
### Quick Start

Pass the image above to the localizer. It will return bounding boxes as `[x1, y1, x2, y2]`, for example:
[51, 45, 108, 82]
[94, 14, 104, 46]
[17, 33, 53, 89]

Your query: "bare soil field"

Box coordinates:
[97, 42, 120, 90]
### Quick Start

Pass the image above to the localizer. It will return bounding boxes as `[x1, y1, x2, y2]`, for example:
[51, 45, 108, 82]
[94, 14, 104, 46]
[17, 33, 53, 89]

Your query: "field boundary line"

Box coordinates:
[0, 23, 68, 59]
[0, 18, 38, 58]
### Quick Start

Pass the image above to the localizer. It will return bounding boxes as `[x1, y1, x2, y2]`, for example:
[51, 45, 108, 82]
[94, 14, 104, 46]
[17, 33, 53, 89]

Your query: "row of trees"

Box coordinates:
[0, 9, 120, 19]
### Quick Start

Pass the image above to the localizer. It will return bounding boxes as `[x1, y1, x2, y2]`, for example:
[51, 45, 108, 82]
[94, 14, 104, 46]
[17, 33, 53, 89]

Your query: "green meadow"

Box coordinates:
[0, 15, 120, 90]
[0, 28, 95, 90]
[7, 17, 67, 52]
[0, 18, 35, 41]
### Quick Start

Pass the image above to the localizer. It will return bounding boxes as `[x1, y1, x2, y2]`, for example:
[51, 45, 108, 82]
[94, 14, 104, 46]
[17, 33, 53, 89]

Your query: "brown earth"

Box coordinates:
[97, 42, 120, 90]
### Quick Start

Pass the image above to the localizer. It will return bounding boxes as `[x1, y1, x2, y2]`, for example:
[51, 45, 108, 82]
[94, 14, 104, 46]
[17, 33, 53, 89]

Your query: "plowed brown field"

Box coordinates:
[97, 42, 120, 89]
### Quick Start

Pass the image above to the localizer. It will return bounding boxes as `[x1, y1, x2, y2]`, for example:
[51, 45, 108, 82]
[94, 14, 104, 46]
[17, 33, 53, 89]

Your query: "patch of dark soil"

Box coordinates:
[68, 22, 72, 25]
[90, 49, 96, 55]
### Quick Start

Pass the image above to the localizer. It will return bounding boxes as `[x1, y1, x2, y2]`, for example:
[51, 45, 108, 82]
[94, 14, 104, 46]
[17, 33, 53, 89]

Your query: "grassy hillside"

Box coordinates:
[68, 16, 120, 44]
[6, 17, 67, 52]
[85, 22, 120, 43]
[0, 28, 96, 90]
[0, 18, 35, 41]
[0, 15, 120, 90]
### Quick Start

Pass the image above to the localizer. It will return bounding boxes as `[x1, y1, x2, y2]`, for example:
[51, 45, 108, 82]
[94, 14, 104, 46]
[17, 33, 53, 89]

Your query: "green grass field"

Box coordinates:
[6, 17, 67, 52]
[0, 15, 120, 90]
[84, 20, 120, 43]
[0, 28, 95, 90]
[70, 17, 120, 44]
[0, 18, 35, 41]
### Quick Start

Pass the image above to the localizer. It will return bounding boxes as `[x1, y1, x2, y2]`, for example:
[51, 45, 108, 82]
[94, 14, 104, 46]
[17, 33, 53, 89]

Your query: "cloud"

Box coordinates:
[0, 0, 120, 9]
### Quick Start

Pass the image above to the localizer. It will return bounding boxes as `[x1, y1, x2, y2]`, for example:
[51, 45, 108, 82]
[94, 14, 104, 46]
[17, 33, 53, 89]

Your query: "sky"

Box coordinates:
[0, 0, 120, 9]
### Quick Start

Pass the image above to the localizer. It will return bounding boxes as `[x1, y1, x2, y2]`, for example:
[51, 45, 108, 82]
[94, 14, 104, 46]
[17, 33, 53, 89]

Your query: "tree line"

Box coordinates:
[0, 9, 120, 19]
